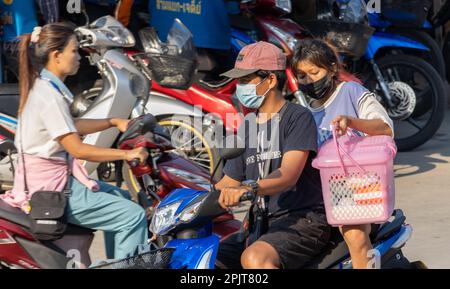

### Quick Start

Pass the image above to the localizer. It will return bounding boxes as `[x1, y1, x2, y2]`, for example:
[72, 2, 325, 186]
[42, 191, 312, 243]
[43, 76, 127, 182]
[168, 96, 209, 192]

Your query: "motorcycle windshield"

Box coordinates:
[166, 18, 196, 60]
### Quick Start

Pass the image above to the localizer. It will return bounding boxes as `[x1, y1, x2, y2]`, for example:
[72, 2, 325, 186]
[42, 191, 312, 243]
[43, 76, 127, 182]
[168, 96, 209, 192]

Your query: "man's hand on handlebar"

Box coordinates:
[219, 186, 254, 209]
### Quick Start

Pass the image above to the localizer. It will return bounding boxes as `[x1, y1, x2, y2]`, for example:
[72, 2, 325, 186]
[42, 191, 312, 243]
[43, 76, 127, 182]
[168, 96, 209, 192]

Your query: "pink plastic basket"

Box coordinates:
[312, 129, 397, 226]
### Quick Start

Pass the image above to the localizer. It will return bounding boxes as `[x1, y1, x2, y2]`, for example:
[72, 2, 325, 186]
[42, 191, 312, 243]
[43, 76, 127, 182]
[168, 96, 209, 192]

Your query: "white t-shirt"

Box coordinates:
[15, 78, 77, 160]
[308, 81, 394, 147]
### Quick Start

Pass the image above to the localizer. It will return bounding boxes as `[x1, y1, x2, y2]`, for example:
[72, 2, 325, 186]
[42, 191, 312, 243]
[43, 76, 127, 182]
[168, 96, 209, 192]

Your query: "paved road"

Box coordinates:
[393, 114, 450, 268]
[89, 111, 450, 268]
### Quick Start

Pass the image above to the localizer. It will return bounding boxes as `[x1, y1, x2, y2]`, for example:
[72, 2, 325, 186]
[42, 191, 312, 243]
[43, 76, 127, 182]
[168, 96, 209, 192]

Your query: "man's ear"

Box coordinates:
[269, 73, 278, 90]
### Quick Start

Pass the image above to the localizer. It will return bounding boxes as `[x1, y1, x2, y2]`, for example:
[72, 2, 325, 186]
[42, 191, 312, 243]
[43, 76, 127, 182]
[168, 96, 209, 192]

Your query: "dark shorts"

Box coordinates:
[216, 210, 332, 269]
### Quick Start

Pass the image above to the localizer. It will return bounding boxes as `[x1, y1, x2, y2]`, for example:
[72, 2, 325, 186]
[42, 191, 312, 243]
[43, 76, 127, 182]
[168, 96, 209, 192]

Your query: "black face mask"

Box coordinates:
[299, 75, 333, 100]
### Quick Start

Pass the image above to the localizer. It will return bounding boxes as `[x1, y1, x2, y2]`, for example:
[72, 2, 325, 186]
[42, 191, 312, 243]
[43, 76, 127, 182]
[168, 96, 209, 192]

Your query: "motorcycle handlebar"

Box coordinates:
[239, 191, 256, 202]
[129, 158, 141, 168]
[212, 189, 256, 204]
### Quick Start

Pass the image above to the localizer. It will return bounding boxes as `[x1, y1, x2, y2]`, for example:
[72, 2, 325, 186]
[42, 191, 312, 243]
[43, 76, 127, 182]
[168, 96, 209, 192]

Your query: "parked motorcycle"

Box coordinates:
[366, 0, 446, 80]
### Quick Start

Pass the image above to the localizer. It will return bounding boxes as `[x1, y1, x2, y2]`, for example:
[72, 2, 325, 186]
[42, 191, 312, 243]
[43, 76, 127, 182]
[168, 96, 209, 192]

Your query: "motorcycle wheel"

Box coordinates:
[365, 54, 446, 151]
[122, 115, 221, 199]
[385, 30, 447, 118]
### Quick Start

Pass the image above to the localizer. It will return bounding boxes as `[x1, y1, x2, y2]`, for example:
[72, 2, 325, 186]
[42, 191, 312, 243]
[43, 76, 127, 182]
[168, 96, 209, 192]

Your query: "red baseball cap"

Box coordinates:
[221, 41, 286, 79]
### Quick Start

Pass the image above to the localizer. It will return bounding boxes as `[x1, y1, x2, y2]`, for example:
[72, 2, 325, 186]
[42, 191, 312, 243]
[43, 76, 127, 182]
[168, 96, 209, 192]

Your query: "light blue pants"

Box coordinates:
[65, 177, 148, 259]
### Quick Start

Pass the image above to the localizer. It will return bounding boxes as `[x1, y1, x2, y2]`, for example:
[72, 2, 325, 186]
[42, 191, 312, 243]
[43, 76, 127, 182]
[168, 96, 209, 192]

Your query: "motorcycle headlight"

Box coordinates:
[102, 29, 123, 45]
[275, 0, 292, 14]
[179, 198, 204, 223]
[165, 167, 211, 190]
[109, 26, 135, 47]
[101, 27, 135, 47]
[150, 201, 182, 235]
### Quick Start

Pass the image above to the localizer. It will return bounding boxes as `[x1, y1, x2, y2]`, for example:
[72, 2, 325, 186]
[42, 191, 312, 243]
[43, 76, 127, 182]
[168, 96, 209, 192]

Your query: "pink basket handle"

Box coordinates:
[332, 125, 366, 176]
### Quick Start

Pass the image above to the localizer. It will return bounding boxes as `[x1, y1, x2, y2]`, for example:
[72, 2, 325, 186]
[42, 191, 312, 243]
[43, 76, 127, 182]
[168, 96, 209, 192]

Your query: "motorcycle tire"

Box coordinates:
[365, 54, 446, 151]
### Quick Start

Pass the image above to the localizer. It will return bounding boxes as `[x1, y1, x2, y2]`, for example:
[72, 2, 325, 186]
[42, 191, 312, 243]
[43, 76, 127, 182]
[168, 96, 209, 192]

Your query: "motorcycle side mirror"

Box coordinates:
[141, 114, 158, 134]
[219, 147, 246, 161]
[81, 2, 90, 27]
[210, 136, 245, 184]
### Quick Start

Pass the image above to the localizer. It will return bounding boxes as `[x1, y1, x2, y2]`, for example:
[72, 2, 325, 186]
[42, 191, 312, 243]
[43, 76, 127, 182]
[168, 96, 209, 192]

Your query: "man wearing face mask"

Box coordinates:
[214, 42, 331, 269]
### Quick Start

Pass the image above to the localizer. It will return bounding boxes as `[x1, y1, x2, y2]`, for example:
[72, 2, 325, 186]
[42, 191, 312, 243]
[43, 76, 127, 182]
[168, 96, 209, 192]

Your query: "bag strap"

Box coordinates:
[260, 101, 289, 179]
[19, 120, 29, 195]
[256, 102, 289, 212]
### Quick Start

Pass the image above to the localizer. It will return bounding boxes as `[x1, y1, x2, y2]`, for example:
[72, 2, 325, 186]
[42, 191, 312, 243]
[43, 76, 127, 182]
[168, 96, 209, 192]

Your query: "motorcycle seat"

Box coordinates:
[229, 14, 258, 31]
[0, 198, 31, 228]
[308, 209, 405, 268]
[197, 77, 234, 90]
[0, 84, 20, 118]
[372, 209, 405, 243]
[0, 199, 94, 235]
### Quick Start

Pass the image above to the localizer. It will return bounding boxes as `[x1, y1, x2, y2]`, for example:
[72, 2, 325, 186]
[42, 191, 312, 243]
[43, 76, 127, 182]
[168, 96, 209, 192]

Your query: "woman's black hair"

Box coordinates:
[290, 38, 342, 79]
[18, 22, 76, 115]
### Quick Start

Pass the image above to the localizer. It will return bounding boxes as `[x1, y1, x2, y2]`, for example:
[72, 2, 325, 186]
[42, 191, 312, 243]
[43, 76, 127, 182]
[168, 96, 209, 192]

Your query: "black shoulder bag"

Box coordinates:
[20, 82, 71, 241]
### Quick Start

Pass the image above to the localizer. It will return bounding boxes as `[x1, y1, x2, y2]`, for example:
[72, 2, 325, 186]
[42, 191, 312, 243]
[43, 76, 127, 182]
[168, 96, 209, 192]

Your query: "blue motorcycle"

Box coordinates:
[356, 1, 446, 151]
[367, 0, 446, 80]
[149, 141, 424, 269]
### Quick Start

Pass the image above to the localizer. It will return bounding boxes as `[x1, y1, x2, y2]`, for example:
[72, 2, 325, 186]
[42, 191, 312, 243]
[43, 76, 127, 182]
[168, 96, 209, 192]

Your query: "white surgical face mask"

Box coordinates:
[235, 77, 270, 109]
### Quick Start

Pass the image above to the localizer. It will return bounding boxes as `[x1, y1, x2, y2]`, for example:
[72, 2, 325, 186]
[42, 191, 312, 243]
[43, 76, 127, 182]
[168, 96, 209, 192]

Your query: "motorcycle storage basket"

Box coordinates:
[144, 53, 196, 90]
[302, 20, 374, 59]
[91, 248, 175, 269]
[312, 132, 397, 226]
[380, 0, 432, 28]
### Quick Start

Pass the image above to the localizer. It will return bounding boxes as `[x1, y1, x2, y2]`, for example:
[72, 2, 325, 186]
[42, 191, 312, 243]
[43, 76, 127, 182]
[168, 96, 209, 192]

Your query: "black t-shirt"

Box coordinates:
[223, 102, 324, 216]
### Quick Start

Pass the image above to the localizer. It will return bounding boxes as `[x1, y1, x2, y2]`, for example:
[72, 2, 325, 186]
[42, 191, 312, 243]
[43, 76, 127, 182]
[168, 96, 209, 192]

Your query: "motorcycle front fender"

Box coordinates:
[166, 235, 220, 269]
[365, 31, 429, 60]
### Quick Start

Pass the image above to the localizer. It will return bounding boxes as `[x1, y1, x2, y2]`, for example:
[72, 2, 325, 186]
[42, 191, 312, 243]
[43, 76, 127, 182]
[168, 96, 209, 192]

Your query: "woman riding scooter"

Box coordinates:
[0, 22, 149, 260]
